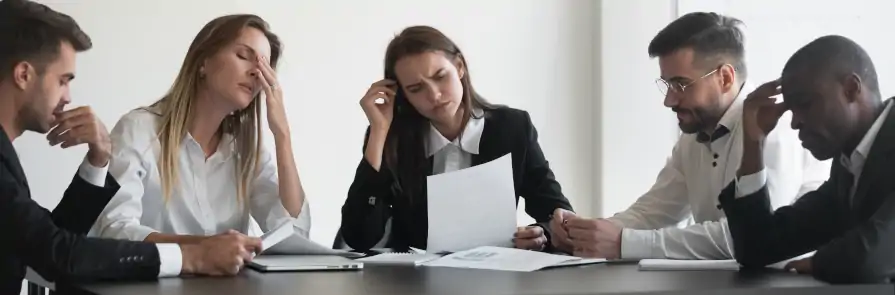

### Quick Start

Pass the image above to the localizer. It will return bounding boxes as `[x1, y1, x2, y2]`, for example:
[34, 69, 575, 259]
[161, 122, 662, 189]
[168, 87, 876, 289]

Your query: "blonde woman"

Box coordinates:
[87, 14, 309, 244]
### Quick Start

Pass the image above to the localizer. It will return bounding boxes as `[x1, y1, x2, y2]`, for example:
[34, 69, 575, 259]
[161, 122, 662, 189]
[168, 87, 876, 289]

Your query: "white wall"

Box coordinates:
[20, 0, 599, 250]
[595, 0, 680, 217]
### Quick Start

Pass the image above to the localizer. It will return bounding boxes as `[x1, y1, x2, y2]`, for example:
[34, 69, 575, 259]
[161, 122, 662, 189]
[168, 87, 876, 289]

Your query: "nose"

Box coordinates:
[61, 89, 72, 105]
[790, 111, 802, 130]
[663, 91, 678, 108]
[426, 85, 442, 103]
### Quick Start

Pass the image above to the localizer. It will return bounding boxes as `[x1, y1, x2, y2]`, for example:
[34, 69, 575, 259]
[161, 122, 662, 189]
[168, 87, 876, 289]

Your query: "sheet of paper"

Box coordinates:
[261, 223, 363, 258]
[638, 259, 740, 271]
[422, 246, 579, 272]
[426, 154, 517, 253]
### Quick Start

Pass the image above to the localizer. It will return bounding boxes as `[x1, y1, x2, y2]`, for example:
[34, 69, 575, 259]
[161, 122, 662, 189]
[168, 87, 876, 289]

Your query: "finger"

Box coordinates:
[238, 247, 253, 262]
[226, 229, 241, 235]
[256, 55, 278, 90]
[47, 114, 92, 143]
[514, 237, 545, 250]
[565, 218, 598, 230]
[56, 125, 92, 148]
[244, 237, 263, 253]
[51, 106, 91, 125]
[514, 226, 542, 239]
[365, 86, 397, 101]
[371, 79, 397, 88]
[254, 69, 274, 98]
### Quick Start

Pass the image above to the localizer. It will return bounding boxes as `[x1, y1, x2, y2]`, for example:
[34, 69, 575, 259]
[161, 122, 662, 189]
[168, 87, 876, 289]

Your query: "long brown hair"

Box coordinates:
[382, 26, 498, 203]
[151, 14, 281, 203]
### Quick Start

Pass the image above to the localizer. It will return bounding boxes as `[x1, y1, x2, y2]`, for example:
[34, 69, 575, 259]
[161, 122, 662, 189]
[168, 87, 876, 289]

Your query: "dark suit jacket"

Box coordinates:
[0, 127, 162, 293]
[719, 101, 895, 284]
[341, 107, 574, 251]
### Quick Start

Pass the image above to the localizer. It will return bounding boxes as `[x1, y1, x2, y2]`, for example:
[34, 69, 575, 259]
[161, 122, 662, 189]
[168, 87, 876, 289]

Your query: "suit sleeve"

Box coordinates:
[0, 173, 161, 282]
[51, 168, 121, 235]
[516, 112, 574, 245]
[341, 127, 395, 251]
[810, 190, 895, 283]
[718, 178, 844, 269]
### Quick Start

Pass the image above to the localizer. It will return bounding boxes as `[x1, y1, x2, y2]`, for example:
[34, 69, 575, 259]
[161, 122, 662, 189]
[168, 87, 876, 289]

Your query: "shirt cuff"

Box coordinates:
[77, 156, 109, 187]
[620, 228, 659, 259]
[735, 169, 767, 198]
[156, 243, 182, 277]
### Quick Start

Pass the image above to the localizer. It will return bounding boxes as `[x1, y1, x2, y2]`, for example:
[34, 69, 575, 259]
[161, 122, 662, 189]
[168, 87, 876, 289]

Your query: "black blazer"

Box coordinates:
[341, 107, 574, 251]
[718, 100, 895, 284]
[0, 127, 161, 293]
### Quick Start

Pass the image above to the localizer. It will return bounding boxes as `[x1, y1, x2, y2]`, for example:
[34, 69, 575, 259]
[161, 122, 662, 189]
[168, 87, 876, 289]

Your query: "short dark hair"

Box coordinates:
[648, 12, 747, 79]
[0, 0, 92, 81]
[783, 35, 880, 98]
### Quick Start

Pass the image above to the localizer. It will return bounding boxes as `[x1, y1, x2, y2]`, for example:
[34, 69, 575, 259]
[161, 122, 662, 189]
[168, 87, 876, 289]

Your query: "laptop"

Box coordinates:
[248, 255, 364, 272]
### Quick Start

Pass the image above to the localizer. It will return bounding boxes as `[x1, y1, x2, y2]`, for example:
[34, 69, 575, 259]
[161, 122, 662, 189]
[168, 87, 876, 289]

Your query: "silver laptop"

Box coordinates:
[248, 255, 363, 272]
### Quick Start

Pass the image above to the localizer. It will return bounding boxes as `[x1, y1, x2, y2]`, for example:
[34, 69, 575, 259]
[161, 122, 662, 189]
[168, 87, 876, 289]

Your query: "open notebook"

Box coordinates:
[356, 248, 442, 266]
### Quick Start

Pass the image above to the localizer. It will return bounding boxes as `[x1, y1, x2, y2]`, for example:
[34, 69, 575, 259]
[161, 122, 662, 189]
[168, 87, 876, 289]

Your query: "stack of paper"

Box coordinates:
[422, 246, 607, 272]
[638, 259, 740, 271]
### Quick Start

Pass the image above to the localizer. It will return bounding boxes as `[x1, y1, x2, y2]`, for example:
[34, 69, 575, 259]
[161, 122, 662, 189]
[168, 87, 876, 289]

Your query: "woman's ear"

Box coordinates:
[454, 56, 466, 80]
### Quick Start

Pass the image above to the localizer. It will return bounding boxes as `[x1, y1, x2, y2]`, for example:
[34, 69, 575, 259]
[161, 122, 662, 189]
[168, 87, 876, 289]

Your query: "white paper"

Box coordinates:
[422, 246, 596, 272]
[426, 154, 517, 253]
[261, 222, 363, 258]
[638, 259, 740, 271]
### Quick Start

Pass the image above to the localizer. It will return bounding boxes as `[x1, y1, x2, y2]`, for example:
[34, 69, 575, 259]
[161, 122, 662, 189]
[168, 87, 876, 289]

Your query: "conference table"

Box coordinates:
[42, 261, 893, 295]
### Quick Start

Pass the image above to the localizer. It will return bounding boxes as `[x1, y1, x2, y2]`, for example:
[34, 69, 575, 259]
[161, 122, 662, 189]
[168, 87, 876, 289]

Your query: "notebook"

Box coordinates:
[248, 255, 364, 272]
[356, 247, 442, 266]
[638, 259, 740, 271]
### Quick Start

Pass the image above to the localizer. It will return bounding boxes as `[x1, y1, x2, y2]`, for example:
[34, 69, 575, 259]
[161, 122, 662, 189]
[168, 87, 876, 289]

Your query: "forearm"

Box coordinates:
[620, 219, 734, 260]
[273, 133, 304, 217]
[145, 232, 206, 244]
[363, 127, 388, 171]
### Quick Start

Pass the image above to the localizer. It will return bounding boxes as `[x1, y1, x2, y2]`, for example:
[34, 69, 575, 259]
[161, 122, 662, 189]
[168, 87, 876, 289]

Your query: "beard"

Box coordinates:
[19, 87, 53, 134]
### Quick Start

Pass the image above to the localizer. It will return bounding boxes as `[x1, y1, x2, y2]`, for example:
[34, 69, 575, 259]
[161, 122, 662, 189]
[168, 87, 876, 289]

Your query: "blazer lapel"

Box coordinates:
[852, 100, 895, 209]
[0, 128, 27, 188]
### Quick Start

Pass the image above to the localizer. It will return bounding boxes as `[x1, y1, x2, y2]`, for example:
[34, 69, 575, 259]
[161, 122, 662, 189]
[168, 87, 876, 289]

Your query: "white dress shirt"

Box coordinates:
[738, 99, 893, 202]
[607, 82, 832, 260]
[85, 108, 311, 276]
[427, 108, 485, 174]
[77, 157, 183, 277]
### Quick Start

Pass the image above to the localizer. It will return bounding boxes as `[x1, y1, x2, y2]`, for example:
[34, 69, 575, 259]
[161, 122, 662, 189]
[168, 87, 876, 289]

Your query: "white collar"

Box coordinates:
[426, 108, 485, 157]
[842, 99, 892, 171]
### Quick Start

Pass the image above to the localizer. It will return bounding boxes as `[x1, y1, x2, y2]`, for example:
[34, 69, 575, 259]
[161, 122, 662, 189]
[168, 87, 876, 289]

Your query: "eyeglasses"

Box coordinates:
[655, 67, 721, 96]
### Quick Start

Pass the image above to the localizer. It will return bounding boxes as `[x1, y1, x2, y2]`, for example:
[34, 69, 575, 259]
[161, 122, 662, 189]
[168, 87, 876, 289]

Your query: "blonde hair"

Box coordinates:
[152, 14, 282, 203]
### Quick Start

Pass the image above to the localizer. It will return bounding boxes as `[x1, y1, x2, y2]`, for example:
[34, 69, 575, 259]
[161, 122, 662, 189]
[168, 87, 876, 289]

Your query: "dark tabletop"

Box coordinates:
[60, 262, 894, 295]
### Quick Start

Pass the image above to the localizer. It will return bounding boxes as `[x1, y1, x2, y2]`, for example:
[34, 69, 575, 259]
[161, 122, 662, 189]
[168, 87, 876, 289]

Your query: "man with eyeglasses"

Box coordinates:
[548, 12, 831, 260]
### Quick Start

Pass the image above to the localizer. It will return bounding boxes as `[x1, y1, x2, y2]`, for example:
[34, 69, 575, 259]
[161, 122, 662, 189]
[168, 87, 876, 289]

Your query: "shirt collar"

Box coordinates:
[695, 81, 753, 143]
[841, 99, 893, 172]
[426, 108, 485, 157]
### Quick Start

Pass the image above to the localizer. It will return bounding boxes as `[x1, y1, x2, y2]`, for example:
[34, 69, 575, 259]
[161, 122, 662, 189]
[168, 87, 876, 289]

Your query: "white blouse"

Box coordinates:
[87, 108, 310, 242]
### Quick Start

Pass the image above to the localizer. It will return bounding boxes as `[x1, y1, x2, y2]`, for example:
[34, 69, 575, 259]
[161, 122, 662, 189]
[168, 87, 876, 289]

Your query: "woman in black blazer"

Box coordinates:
[342, 25, 573, 252]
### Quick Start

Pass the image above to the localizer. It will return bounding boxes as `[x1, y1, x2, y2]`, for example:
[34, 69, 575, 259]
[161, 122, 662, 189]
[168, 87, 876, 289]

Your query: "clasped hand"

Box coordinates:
[548, 208, 623, 259]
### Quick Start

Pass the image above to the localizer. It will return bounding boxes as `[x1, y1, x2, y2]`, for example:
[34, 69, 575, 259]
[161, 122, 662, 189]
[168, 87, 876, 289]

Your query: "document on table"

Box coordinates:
[638, 259, 740, 271]
[426, 154, 517, 253]
[260, 221, 363, 258]
[422, 246, 607, 272]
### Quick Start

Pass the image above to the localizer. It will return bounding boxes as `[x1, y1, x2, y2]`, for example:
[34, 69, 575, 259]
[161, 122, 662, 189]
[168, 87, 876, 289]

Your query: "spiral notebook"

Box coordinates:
[356, 248, 442, 266]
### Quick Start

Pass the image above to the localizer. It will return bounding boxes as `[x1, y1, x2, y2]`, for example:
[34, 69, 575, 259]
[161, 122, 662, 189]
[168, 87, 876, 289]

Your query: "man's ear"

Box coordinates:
[843, 73, 863, 103]
[718, 63, 737, 93]
[12, 61, 35, 90]
[453, 56, 466, 80]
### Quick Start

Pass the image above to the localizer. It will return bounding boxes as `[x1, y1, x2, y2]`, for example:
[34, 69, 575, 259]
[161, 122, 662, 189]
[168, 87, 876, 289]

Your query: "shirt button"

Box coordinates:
[713, 153, 719, 159]
[712, 162, 717, 167]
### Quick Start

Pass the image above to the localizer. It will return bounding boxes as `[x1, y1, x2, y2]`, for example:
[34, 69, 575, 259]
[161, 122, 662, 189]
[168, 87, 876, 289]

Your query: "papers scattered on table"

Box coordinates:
[638, 259, 740, 271]
[422, 246, 607, 272]
[426, 154, 518, 253]
[259, 221, 363, 258]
